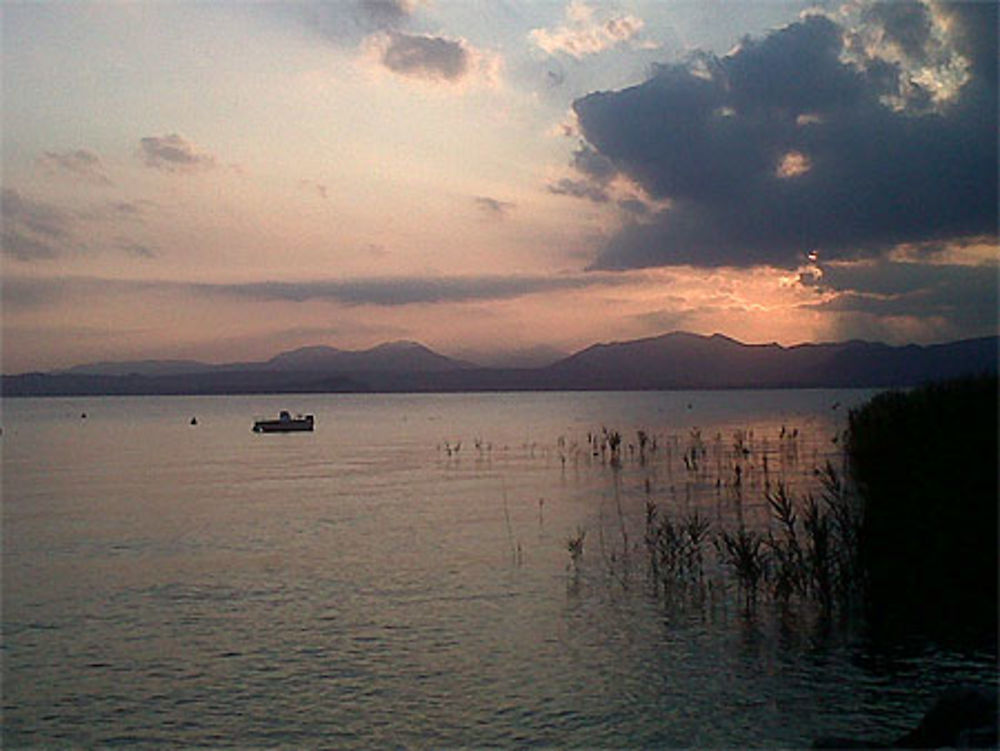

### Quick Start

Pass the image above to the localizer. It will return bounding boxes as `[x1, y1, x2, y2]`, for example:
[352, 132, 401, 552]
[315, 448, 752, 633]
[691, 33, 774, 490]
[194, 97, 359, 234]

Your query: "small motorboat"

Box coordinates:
[252, 410, 315, 433]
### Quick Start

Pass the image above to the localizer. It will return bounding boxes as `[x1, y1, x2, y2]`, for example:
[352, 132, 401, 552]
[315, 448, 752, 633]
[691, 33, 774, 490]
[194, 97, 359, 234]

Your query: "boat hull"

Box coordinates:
[252, 413, 314, 433]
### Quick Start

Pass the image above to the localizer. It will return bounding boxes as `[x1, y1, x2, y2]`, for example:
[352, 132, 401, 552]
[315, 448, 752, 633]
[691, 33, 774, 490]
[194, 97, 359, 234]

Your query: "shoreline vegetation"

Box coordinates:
[566, 375, 998, 648]
[557, 375, 998, 746]
[849, 375, 998, 646]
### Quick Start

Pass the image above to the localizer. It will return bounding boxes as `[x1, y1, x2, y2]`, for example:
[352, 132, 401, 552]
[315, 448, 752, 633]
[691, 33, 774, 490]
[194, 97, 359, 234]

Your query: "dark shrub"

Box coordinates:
[847, 375, 998, 643]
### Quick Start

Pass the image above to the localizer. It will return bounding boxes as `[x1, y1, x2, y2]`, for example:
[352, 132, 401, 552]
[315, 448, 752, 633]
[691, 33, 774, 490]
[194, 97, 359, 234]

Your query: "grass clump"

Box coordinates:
[645, 502, 711, 604]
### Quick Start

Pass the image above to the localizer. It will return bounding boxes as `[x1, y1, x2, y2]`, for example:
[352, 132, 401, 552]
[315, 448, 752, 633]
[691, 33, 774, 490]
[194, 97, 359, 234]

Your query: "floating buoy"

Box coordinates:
[190, 417, 198, 426]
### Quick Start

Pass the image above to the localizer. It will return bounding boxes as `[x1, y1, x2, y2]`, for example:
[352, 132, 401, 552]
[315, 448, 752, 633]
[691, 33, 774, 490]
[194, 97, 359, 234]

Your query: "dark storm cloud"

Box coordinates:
[570, 3, 997, 270]
[801, 260, 999, 336]
[572, 145, 617, 183]
[139, 134, 216, 172]
[379, 32, 469, 81]
[617, 197, 649, 215]
[860, 3, 932, 61]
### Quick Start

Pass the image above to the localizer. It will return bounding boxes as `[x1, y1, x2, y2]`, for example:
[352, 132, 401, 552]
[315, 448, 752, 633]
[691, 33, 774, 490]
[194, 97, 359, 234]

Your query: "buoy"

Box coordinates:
[190, 417, 198, 426]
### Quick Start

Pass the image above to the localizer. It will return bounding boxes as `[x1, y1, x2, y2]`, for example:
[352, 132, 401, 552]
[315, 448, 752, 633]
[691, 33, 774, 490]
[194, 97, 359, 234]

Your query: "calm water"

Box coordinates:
[2, 391, 995, 748]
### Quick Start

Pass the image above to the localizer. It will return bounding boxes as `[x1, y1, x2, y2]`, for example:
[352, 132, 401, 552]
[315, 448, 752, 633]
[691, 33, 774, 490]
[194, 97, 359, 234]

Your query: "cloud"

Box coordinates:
[110, 200, 149, 217]
[357, 0, 418, 30]
[374, 31, 467, 81]
[139, 134, 217, 172]
[119, 242, 157, 259]
[547, 177, 609, 203]
[1, 276, 151, 309]
[571, 144, 616, 183]
[79, 199, 151, 224]
[1, 188, 157, 262]
[290, 0, 418, 43]
[530, 1, 651, 59]
[1, 272, 634, 311]
[362, 30, 500, 87]
[1, 188, 75, 260]
[547, 142, 625, 203]
[474, 196, 515, 219]
[567, 2, 997, 271]
[283, 2, 501, 88]
[201, 273, 629, 306]
[799, 257, 999, 340]
[617, 197, 650, 216]
[859, 2, 933, 62]
[299, 180, 329, 200]
[38, 149, 112, 185]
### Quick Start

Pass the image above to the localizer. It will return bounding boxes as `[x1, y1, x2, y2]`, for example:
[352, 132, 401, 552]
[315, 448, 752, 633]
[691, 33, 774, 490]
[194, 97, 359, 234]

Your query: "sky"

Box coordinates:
[2, 0, 997, 373]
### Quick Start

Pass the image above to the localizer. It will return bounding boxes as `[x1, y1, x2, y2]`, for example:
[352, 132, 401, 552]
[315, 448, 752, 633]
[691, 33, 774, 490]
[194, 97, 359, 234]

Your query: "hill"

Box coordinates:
[261, 341, 470, 373]
[540, 332, 998, 390]
[3, 332, 996, 396]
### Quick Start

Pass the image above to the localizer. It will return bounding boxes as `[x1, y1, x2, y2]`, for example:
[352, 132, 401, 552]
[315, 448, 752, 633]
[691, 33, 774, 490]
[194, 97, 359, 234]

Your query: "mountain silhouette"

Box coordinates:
[540, 332, 998, 389]
[4, 332, 996, 396]
[262, 341, 470, 373]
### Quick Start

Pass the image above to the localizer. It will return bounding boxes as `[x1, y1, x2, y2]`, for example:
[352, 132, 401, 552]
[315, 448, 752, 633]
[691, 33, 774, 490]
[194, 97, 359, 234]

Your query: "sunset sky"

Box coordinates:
[2, 0, 997, 373]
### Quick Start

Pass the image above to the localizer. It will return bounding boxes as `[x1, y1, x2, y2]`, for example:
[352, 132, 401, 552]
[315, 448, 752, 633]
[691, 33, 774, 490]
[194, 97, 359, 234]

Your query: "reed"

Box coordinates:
[643, 499, 711, 604]
[501, 483, 520, 566]
[766, 483, 806, 601]
[715, 526, 766, 610]
[556, 419, 867, 619]
[567, 526, 586, 570]
[802, 495, 833, 611]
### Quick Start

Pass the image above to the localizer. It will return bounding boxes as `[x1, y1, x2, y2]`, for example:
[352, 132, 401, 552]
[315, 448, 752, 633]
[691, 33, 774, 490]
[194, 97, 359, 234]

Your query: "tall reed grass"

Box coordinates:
[562, 419, 863, 619]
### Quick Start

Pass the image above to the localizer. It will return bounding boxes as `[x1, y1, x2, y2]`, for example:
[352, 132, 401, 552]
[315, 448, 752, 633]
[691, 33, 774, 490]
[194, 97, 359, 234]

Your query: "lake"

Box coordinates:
[2, 390, 995, 747]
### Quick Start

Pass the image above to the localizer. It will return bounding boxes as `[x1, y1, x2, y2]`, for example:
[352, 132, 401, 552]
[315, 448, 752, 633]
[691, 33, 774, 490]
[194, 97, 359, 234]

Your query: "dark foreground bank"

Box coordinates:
[847, 375, 998, 647]
[814, 376, 999, 748]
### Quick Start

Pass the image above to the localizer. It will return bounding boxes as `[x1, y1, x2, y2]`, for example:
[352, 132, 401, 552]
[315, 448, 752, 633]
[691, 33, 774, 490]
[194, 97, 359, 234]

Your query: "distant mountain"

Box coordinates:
[54, 341, 470, 378]
[459, 345, 568, 369]
[263, 341, 470, 373]
[541, 332, 999, 390]
[58, 359, 216, 377]
[4, 332, 997, 396]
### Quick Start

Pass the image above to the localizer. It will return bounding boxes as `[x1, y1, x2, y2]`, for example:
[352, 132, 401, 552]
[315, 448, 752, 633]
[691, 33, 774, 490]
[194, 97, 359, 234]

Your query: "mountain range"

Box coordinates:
[54, 341, 466, 377]
[3, 332, 997, 396]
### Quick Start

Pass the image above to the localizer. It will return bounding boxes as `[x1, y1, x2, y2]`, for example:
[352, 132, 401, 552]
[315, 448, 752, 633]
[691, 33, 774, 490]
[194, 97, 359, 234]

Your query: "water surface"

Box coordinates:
[3, 391, 994, 747]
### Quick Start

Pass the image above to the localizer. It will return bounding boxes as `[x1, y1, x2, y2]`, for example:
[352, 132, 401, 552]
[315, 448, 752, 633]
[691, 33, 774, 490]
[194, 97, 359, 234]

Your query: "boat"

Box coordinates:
[252, 410, 315, 433]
